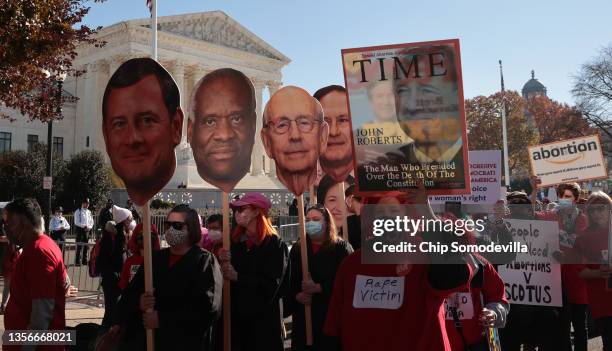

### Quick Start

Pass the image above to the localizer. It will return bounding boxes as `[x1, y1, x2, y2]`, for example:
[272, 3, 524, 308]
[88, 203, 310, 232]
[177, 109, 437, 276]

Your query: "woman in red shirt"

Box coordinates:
[118, 223, 160, 290]
[577, 191, 612, 350]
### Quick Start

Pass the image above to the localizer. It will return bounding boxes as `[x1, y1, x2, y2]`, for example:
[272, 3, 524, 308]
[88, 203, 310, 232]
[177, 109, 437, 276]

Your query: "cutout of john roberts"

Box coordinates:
[102, 58, 183, 206]
[188, 68, 256, 193]
[262, 86, 329, 196]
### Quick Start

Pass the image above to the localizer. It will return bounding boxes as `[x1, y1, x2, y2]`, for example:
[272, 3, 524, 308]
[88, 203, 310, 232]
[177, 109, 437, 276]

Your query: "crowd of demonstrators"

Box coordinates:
[286, 203, 353, 351]
[1, 181, 611, 351]
[111, 204, 222, 350]
[74, 198, 95, 266]
[219, 193, 289, 351]
[49, 207, 70, 255]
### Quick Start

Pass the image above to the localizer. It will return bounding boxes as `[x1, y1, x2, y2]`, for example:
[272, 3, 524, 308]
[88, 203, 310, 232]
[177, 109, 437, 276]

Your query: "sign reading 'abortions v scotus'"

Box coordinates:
[341, 39, 470, 195]
[529, 134, 608, 188]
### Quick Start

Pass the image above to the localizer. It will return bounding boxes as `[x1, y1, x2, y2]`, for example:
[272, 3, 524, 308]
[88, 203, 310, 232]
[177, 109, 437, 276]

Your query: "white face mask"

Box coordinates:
[165, 227, 189, 247]
[208, 229, 222, 241]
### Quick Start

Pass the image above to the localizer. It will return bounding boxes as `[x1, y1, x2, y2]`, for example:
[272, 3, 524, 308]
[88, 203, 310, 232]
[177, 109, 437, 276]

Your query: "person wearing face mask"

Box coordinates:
[201, 214, 223, 256]
[286, 204, 353, 351]
[110, 204, 222, 350]
[217, 193, 289, 351]
[530, 177, 589, 351]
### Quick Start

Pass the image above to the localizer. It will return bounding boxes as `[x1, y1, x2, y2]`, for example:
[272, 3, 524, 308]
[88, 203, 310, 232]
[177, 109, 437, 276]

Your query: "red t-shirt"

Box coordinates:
[324, 251, 473, 351]
[119, 255, 144, 290]
[4, 234, 67, 351]
[445, 261, 507, 350]
[535, 210, 589, 304]
[574, 227, 612, 319]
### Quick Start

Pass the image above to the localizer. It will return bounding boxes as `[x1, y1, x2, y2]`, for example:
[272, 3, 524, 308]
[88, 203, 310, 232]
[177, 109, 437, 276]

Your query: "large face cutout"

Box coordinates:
[394, 45, 460, 160]
[261, 86, 329, 195]
[188, 68, 256, 193]
[102, 58, 183, 206]
[317, 88, 354, 182]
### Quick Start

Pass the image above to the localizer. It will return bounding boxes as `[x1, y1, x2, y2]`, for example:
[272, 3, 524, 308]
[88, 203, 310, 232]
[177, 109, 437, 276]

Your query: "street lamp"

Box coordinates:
[42, 69, 67, 230]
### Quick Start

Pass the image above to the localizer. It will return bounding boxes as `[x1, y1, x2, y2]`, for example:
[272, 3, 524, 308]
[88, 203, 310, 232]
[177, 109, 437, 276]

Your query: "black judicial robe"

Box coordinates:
[230, 234, 289, 351]
[114, 246, 223, 350]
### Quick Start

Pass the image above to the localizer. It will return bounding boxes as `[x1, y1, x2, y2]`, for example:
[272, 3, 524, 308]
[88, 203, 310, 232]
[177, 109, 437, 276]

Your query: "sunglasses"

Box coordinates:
[164, 221, 186, 230]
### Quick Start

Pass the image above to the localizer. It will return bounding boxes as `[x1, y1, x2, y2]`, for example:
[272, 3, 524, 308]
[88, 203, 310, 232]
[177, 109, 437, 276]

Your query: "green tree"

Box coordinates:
[59, 150, 112, 212]
[0, 143, 66, 206]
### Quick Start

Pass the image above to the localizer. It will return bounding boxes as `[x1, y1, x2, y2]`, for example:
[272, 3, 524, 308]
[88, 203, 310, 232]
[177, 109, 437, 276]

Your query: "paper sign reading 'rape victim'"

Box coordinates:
[352, 275, 405, 309]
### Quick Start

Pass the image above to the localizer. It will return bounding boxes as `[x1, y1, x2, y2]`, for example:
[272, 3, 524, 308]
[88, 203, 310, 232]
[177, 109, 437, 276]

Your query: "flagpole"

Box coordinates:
[151, 0, 157, 61]
[499, 60, 511, 190]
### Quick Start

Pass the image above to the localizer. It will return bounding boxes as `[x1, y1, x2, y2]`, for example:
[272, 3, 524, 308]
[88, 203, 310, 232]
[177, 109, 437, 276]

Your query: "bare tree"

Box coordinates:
[572, 44, 612, 140]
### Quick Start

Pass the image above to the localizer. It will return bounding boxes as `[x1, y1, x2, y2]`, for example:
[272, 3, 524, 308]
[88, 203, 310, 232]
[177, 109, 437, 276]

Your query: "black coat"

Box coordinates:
[286, 237, 353, 351]
[97, 227, 125, 281]
[115, 246, 223, 350]
[346, 215, 361, 251]
[230, 234, 289, 351]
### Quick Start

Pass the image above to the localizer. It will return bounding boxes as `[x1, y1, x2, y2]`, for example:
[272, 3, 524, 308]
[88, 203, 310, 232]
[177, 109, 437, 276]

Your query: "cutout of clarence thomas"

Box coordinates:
[102, 58, 183, 206]
[188, 68, 256, 193]
[262, 86, 329, 196]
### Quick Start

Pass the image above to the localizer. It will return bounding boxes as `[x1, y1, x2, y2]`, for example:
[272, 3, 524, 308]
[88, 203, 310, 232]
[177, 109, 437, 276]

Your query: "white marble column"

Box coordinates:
[94, 60, 110, 161]
[266, 81, 281, 177]
[74, 64, 88, 154]
[250, 79, 265, 176]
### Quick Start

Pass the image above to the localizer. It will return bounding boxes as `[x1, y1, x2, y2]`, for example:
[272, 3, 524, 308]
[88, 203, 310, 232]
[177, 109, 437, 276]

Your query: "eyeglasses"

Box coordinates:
[164, 221, 186, 230]
[264, 116, 322, 134]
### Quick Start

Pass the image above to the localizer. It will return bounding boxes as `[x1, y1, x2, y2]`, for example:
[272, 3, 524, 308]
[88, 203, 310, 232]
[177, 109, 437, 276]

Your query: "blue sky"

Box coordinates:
[82, 0, 612, 104]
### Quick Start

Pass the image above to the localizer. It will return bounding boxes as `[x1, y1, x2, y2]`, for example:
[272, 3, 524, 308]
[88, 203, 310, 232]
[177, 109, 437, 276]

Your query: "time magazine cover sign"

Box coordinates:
[341, 39, 470, 195]
[528, 134, 608, 188]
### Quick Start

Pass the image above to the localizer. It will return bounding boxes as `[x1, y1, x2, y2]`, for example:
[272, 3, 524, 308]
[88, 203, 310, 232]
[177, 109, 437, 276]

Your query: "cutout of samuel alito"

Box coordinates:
[262, 86, 329, 196]
[314, 85, 354, 182]
[102, 58, 183, 206]
[188, 68, 256, 193]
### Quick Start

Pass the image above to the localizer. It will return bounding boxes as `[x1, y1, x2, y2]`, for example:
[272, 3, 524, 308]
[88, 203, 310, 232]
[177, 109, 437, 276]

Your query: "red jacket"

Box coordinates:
[535, 210, 589, 304]
[445, 259, 508, 350]
[324, 250, 474, 351]
[574, 227, 612, 319]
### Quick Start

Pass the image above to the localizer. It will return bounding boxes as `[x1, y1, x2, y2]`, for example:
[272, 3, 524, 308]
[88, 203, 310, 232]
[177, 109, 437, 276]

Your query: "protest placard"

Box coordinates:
[341, 39, 470, 195]
[528, 134, 608, 187]
[429, 150, 501, 211]
[498, 219, 562, 306]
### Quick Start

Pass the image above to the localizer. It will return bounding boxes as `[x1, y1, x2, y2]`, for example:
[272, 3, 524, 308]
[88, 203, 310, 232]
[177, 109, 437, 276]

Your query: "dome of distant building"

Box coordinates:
[522, 70, 547, 99]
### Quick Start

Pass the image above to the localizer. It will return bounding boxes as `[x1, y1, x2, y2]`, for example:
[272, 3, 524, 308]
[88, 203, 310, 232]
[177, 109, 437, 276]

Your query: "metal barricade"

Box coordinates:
[56, 241, 101, 296]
